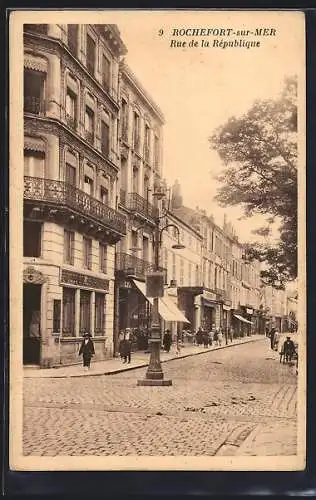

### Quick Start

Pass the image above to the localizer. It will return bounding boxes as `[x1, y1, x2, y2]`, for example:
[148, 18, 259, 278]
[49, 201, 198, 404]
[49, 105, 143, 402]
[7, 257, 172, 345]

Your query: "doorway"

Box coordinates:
[23, 283, 41, 365]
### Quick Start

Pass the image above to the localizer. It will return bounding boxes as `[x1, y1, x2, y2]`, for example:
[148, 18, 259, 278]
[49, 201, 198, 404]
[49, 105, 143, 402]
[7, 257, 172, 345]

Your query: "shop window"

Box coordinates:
[24, 69, 45, 115]
[101, 120, 110, 156]
[99, 243, 107, 273]
[67, 24, 78, 57]
[23, 220, 42, 257]
[53, 300, 61, 333]
[83, 237, 92, 269]
[80, 290, 91, 333]
[64, 230, 74, 265]
[62, 287, 75, 336]
[86, 33, 96, 76]
[95, 293, 105, 335]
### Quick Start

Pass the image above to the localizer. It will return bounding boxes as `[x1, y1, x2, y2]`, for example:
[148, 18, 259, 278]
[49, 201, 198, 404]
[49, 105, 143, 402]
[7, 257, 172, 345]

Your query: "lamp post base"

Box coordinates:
[137, 379, 172, 386]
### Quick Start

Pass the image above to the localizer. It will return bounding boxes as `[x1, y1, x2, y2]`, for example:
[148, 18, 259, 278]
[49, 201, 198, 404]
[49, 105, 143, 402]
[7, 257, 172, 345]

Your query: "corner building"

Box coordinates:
[23, 24, 127, 367]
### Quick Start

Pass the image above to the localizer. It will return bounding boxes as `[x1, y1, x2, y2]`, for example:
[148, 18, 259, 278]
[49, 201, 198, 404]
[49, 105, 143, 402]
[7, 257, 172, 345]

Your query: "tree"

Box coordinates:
[209, 76, 297, 284]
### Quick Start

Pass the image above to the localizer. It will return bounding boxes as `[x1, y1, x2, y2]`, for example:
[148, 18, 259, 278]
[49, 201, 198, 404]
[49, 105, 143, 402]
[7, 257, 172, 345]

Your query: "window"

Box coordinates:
[195, 264, 199, 285]
[62, 287, 75, 336]
[144, 125, 150, 161]
[154, 135, 159, 168]
[143, 236, 149, 261]
[132, 166, 139, 193]
[172, 253, 176, 281]
[121, 99, 128, 141]
[143, 175, 149, 199]
[24, 221, 42, 257]
[66, 89, 77, 128]
[101, 121, 110, 156]
[86, 33, 96, 75]
[65, 163, 76, 186]
[100, 186, 108, 205]
[99, 243, 107, 273]
[80, 290, 91, 334]
[67, 24, 78, 56]
[24, 150, 45, 178]
[53, 300, 61, 333]
[95, 293, 105, 335]
[83, 237, 92, 269]
[85, 106, 94, 144]
[102, 55, 111, 90]
[133, 112, 140, 150]
[64, 230, 74, 265]
[24, 69, 45, 114]
[84, 175, 93, 196]
[188, 262, 192, 286]
[180, 259, 184, 286]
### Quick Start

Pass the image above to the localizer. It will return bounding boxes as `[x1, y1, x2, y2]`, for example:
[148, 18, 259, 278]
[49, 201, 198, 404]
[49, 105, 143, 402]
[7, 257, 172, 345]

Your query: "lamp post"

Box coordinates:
[137, 183, 185, 387]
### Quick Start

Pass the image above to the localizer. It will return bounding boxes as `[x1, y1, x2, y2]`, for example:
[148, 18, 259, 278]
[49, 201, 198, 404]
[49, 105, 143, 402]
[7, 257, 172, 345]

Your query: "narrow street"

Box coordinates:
[23, 338, 297, 456]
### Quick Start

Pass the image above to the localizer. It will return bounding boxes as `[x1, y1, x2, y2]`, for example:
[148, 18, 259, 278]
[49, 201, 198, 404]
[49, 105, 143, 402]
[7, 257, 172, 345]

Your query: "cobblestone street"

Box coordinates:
[23, 338, 298, 456]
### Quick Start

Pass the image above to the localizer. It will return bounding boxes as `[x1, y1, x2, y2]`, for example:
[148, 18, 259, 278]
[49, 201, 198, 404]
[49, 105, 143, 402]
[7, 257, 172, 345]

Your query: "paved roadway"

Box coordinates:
[23, 339, 297, 456]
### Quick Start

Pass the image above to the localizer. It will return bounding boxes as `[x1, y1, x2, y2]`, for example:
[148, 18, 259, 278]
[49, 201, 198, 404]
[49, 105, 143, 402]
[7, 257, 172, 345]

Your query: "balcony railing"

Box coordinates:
[116, 252, 167, 282]
[24, 96, 45, 115]
[126, 192, 159, 220]
[24, 176, 126, 235]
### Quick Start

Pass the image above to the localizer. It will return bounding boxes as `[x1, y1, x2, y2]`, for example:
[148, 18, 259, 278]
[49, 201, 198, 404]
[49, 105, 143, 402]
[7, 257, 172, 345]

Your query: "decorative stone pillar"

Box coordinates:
[46, 54, 61, 119]
[75, 288, 80, 337]
[47, 134, 60, 180]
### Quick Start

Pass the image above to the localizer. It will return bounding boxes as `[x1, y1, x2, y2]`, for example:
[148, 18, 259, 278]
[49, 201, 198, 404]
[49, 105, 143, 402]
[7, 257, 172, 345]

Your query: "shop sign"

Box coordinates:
[61, 269, 109, 292]
[202, 290, 217, 301]
[118, 280, 132, 289]
[246, 308, 253, 315]
[223, 304, 231, 311]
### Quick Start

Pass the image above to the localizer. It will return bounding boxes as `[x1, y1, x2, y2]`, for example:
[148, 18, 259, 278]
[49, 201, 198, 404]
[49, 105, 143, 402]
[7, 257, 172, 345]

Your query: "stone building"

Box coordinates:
[23, 24, 127, 367]
[113, 62, 166, 352]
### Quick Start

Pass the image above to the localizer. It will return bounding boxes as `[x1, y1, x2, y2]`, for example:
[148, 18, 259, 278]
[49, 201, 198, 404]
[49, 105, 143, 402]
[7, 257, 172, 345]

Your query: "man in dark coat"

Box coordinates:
[269, 327, 276, 350]
[119, 330, 132, 364]
[79, 332, 95, 370]
[282, 336, 296, 363]
[163, 329, 172, 353]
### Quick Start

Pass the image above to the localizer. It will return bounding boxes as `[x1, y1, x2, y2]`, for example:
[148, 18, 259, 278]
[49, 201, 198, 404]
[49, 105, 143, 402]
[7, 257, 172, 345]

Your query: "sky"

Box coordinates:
[111, 11, 304, 242]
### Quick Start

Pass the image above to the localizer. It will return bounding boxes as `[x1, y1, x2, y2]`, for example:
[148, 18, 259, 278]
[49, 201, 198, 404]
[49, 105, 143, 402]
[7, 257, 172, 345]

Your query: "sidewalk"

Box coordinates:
[24, 335, 265, 379]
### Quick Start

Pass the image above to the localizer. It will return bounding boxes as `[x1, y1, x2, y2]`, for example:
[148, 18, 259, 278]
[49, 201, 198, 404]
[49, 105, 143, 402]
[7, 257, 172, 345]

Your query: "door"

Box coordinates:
[23, 284, 41, 365]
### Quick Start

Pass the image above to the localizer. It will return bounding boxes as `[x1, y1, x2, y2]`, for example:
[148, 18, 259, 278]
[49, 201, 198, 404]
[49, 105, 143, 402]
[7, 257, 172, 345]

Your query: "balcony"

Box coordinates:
[116, 252, 167, 282]
[24, 96, 45, 115]
[126, 192, 158, 221]
[24, 176, 126, 239]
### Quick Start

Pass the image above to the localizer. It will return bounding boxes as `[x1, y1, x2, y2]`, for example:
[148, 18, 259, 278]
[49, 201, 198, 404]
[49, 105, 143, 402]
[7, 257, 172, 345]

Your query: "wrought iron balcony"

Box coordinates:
[24, 96, 45, 115]
[126, 192, 158, 221]
[116, 252, 167, 282]
[24, 176, 126, 236]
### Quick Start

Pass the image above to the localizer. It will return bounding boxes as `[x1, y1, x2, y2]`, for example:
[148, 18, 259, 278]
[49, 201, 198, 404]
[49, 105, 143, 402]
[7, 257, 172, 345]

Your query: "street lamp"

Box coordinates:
[137, 184, 185, 387]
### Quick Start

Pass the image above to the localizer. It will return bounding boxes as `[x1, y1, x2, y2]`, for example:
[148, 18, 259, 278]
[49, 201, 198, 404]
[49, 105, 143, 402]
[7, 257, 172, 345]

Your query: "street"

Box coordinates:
[23, 338, 297, 456]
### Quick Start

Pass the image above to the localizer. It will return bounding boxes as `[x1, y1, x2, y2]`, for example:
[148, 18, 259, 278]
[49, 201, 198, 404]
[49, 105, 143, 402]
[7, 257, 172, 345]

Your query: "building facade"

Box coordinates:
[23, 23, 127, 367]
[113, 62, 165, 352]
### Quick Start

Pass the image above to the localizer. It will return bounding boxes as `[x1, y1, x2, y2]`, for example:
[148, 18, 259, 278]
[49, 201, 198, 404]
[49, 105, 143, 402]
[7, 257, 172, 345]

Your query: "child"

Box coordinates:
[79, 332, 95, 370]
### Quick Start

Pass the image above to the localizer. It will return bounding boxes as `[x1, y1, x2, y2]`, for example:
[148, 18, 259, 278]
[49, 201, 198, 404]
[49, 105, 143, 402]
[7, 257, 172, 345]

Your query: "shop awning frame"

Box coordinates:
[132, 279, 190, 323]
[233, 314, 254, 325]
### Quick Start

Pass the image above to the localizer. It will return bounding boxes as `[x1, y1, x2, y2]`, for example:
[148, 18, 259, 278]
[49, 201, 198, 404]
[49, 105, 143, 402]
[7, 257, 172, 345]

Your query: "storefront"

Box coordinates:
[199, 289, 221, 331]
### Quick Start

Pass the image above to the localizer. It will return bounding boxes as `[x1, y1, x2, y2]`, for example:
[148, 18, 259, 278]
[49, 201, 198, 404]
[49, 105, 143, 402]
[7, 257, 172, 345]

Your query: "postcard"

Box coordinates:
[9, 9, 306, 471]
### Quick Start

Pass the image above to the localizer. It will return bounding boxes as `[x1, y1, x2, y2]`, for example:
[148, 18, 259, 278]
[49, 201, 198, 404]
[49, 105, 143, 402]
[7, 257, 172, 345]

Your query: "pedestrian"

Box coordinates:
[119, 332, 132, 364]
[228, 326, 233, 343]
[213, 328, 218, 346]
[217, 327, 223, 347]
[202, 330, 209, 348]
[282, 336, 296, 363]
[208, 328, 214, 347]
[176, 333, 182, 356]
[269, 327, 276, 350]
[196, 327, 203, 346]
[79, 332, 95, 371]
[163, 329, 172, 353]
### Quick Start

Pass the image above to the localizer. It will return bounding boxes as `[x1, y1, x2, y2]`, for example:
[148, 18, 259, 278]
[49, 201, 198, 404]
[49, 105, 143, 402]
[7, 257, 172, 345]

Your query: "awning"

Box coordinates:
[132, 279, 190, 323]
[24, 53, 48, 73]
[24, 136, 46, 153]
[233, 314, 253, 325]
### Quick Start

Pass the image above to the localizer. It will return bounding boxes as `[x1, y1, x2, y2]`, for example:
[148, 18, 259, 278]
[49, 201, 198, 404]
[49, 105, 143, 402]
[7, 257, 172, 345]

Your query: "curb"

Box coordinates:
[25, 337, 265, 379]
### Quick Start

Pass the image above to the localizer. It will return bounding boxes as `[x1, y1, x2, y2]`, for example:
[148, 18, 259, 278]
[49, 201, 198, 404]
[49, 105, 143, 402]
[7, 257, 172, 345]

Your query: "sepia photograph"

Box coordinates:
[9, 10, 306, 471]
